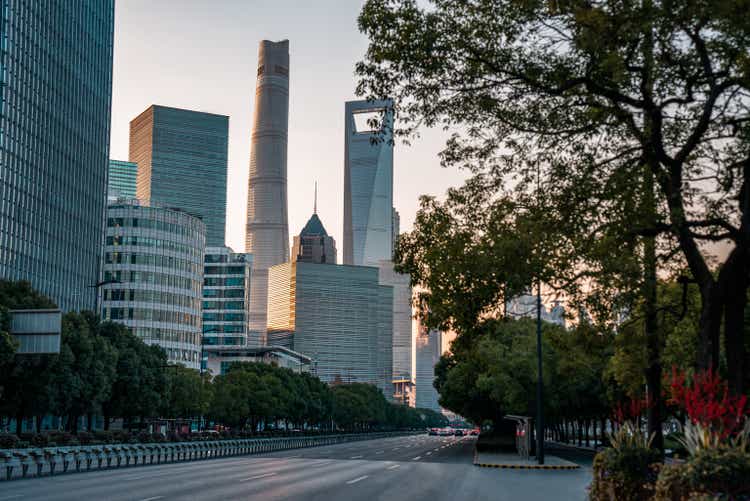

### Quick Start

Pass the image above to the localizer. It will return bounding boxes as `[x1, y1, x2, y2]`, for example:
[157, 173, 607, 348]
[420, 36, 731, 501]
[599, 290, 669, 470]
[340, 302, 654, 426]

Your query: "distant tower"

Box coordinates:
[292, 183, 337, 264]
[343, 99, 394, 266]
[245, 40, 290, 346]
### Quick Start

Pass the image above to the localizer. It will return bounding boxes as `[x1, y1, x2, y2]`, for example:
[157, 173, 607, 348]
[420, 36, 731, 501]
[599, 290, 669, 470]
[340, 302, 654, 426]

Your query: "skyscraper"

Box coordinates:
[0, 2, 114, 311]
[245, 40, 290, 346]
[378, 261, 412, 401]
[343, 99, 394, 267]
[267, 261, 394, 397]
[292, 189, 337, 264]
[108, 160, 138, 199]
[100, 200, 205, 369]
[129, 105, 229, 246]
[415, 322, 443, 413]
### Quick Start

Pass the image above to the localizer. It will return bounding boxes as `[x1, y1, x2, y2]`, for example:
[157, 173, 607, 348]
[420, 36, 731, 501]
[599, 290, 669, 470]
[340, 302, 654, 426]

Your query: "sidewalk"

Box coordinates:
[474, 449, 580, 470]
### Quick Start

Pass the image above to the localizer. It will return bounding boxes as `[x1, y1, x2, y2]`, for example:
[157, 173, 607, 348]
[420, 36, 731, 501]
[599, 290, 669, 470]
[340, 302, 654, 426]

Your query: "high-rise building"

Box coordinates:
[245, 40, 291, 346]
[415, 322, 443, 412]
[343, 99, 394, 267]
[292, 192, 337, 264]
[0, 2, 114, 311]
[100, 200, 205, 369]
[129, 105, 229, 246]
[202, 246, 253, 351]
[108, 160, 138, 200]
[378, 261, 413, 404]
[392, 207, 400, 250]
[267, 261, 394, 397]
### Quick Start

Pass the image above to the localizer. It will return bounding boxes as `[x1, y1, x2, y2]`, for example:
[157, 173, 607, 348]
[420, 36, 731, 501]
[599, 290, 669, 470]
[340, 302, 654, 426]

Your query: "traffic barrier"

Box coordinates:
[0, 431, 420, 481]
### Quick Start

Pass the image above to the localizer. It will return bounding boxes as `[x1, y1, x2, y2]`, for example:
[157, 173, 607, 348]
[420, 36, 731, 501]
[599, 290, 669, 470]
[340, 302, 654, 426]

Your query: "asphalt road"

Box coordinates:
[1, 434, 592, 500]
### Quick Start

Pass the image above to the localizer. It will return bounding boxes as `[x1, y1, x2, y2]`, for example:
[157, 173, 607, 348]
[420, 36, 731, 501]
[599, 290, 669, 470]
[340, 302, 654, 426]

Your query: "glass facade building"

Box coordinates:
[130, 105, 229, 247]
[202, 246, 252, 351]
[267, 261, 394, 398]
[378, 261, 413, 401]
[343, 99, 394, 267]
[108, 159, 137, 199]
[415, 321, 443, 413]
[0, 1, 114, 311]
[100, 200, 205, 369]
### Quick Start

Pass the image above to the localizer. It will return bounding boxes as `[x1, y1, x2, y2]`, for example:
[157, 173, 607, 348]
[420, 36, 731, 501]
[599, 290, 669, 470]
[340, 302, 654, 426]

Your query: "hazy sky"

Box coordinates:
[110, 0, 468, 254]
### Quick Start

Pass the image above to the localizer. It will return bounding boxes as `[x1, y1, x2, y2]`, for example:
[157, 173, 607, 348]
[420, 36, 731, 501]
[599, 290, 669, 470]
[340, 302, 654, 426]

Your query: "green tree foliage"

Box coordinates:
[356, 0, 750, 395]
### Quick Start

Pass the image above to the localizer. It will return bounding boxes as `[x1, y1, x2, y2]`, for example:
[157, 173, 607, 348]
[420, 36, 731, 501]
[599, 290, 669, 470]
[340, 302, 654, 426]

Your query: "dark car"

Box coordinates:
[428, 428, 438, 436]
[454, 429, 465, 436]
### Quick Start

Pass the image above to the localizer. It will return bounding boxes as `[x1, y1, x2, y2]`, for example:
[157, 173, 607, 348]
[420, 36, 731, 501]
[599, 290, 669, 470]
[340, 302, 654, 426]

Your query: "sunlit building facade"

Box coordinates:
[267, 261, 394, 397]
[100, 200, 205, 369]
[245, 40, 291, 347]
[378, 261, 413, 405]
[0, 2, 114, 311]
[415, 321, 444, 413]
[343, 99, 394, 267]
[130, 105, 229, 247]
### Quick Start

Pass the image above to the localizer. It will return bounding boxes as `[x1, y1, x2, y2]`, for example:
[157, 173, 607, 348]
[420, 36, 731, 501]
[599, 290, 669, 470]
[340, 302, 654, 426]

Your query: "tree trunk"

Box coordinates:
[15, 413, 23, 435]
[104, 414, 111, 431]
[70, 414, 79, 435]
[35, 415, 42, 433]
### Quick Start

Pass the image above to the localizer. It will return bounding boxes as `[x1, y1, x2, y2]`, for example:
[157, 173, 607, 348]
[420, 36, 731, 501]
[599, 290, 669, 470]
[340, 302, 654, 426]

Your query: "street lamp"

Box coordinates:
[536, 280, 544, 465]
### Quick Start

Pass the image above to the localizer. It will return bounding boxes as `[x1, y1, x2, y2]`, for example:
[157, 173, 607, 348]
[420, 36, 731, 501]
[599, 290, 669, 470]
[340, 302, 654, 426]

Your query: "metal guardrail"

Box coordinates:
[0, 431, 419, 481]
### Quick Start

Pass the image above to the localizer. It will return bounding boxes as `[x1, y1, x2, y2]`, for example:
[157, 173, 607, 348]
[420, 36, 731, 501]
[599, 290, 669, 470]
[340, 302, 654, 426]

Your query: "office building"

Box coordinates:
[245, 40, 291, 346]
[205, 346, 311, 376]
[343, 99, 394, 267]
[378, 261, 413, 404]
[0, 2, 114, 311]
[100, 200, 205, 369]
[392, 207, 400, 250]
[202, 246, 252, 371]
[291, 194, 336, 264]
[267, 261, 393, 397]
[506, 294, 566, 327]
[415, 322, 443, 412]
[108, 160, 138, 199]
[129, 105, 229, 246]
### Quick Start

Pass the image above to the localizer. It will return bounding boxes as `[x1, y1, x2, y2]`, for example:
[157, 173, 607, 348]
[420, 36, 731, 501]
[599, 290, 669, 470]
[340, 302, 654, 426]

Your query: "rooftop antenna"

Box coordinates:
[314, 181, 317, 214]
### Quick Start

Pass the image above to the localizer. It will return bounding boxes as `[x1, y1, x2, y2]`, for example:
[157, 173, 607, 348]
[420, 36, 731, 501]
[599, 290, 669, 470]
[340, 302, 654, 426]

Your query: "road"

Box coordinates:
[1, 434, 592, 500]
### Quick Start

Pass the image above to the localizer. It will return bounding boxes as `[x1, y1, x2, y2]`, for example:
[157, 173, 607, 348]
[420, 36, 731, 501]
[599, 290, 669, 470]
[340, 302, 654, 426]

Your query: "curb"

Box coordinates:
[473, 446, 580, 470]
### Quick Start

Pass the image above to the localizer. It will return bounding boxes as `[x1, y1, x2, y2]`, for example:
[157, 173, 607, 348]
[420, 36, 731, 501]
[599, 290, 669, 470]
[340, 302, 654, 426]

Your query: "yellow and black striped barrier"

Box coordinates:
[473, 449, 580, 470]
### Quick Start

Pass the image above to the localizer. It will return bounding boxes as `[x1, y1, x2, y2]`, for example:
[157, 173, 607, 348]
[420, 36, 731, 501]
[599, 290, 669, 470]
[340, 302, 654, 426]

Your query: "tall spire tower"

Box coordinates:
[245, 39, 290, 346]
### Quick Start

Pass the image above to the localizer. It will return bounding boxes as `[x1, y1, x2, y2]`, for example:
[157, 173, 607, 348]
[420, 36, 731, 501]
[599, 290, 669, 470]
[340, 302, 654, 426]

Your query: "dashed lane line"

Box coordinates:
[345, 475, 369, 485]
[350, 455, 364, 459]
[387, 464, 400, 470]
[240, 472, 277, 482]
[138, 497, 164, 501]
[412, 456, 421, 461]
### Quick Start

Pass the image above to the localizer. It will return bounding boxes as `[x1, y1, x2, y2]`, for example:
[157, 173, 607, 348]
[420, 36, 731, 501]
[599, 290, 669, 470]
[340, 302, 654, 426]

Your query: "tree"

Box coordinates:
[356, 0, 750, 395]
[163, 365, 213, 420]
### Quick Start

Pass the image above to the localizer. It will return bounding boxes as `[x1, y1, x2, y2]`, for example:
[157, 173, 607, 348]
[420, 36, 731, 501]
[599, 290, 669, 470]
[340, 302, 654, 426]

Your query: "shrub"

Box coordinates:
[94, 431, 113, 444]
[18, 441, 30, 448]
[151, 433, 166, 443]
[167, 432, 182, 443]
[77, 431, 94, 445]
[0, 433, 19, 449]
[48, 432, 73, 446]
[30, 433, 48, 447]
[590, 423, 662, 501]
[137, 431, 152, 443]
[655, 448, 750, 500]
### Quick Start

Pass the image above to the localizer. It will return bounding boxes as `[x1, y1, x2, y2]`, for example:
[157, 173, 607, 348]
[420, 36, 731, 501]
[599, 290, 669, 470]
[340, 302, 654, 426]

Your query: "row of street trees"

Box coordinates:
[0, 280, 447, 436]
[356, 0, 750, 449]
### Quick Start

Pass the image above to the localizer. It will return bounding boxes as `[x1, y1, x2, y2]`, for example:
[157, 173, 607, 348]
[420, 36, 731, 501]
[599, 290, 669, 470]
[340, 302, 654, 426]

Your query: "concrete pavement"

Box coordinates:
[0, 434, 592, 500]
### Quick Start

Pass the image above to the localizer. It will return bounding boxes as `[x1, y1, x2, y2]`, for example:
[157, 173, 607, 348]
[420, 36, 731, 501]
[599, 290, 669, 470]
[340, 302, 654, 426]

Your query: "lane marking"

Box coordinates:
[350, 455, 363, 459]
[426, 452, 432, 455]
[240, 472, 277, 482]
[376, 450, 384, 454]
[0, 496, 23, 500]
[310, 461, 333, 467]
[346, 475, 369, 485]
[387, 464, 400, 470]
[138, 497, 164, 501]
[412, 456, 421, 460]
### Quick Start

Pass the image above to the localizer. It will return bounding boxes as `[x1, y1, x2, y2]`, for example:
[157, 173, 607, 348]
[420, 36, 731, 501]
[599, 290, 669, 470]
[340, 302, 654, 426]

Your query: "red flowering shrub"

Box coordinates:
[613, 397, 651, 425]
[669, 367, 748, 440]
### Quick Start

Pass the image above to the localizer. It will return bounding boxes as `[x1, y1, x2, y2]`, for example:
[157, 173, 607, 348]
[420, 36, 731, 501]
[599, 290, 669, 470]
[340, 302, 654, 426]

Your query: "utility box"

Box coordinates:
[9, 309, 62, 354]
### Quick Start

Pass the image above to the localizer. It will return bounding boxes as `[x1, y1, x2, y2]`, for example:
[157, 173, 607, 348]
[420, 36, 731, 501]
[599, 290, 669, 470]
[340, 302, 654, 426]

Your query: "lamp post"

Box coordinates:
[536, 279, 544, 465]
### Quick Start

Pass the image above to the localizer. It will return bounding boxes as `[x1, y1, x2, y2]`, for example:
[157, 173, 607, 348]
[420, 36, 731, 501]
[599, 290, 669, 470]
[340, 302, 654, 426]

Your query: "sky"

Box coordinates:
[110, 0, 468, 254]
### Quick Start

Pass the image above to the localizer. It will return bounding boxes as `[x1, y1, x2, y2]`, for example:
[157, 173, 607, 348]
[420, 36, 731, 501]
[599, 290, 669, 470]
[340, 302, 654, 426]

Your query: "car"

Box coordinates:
[428, 428, 439, 436]
[454, 429, 465, 436]
[470, 429, 480, 436]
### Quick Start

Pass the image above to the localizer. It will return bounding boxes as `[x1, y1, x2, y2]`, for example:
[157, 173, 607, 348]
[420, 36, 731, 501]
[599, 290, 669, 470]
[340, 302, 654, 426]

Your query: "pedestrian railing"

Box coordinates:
[0, 431, 419, 481]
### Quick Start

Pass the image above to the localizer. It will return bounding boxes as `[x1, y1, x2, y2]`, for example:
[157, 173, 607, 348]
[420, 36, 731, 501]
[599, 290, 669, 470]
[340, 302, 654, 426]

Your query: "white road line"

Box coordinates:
[412, 456, 421, 461]
[426, 452, 432, 455]
[392, 447, 400, 450]
[346, 475, 369, 485]
[310, 461, 333, 467]
[376, 450, 384, 454]
[0, 496, 23, 500]
[138, 497, 164, 501]
[350, 455, 363, 459]
[240, 472, 277, 482]
[387, 464, 400, 470]
[434, 448, 439, 451]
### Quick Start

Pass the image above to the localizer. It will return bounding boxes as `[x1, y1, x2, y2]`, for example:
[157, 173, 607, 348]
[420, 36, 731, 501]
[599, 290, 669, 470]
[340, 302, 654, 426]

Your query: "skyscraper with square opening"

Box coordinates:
[343, 99, 394, 267]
